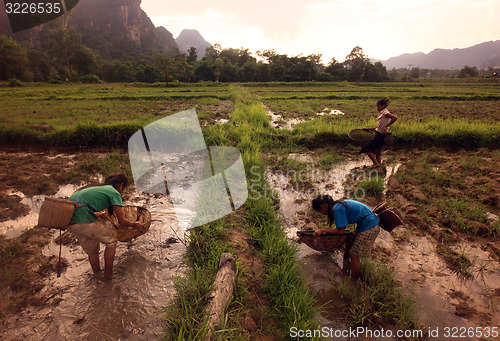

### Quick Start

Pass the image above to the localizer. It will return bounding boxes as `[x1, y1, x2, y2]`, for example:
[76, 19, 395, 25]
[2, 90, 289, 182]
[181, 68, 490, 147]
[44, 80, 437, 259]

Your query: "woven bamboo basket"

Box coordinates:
[38, 197, 76, 229]
[103, 206, 151, 242]
[373, 202, 404, 232]
[297, 230, 354, 252]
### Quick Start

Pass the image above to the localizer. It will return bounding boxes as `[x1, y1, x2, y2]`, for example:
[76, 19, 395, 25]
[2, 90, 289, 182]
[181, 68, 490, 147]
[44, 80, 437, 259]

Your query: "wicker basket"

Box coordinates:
[373, 202, 404, 232]
[38, 197, 76, 229]
[297, 230, 354, 252]
[102, 206, 151, 242]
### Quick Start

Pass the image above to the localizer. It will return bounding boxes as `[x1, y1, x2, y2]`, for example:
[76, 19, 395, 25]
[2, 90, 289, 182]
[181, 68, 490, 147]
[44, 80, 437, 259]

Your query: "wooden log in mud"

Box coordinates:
[204, 253, 236, 341]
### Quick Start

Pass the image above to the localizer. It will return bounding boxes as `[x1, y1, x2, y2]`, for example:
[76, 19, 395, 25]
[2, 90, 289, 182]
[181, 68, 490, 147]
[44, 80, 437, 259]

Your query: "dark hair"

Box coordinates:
[78, 172, 129, 191]
[377, 98, 390, 108]
[76, 172, 129, 216]
[105, 172, 129, 189]
[312, 195, 348, 226]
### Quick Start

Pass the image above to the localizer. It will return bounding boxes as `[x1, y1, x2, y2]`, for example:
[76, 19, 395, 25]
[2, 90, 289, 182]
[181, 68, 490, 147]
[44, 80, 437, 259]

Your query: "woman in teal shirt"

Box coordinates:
[312, 195, 380, 280]
[66, 173, 144, 279]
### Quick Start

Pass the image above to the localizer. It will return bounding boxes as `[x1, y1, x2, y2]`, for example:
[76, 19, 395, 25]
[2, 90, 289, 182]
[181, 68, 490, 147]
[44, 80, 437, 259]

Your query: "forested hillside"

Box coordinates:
[1, 0, 498, 83]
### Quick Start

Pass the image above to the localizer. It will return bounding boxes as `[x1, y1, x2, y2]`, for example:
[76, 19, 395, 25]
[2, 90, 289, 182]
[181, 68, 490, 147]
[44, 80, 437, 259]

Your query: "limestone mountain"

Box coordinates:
[383, 40, 500, 70]
[1, 0, 178, 60]
[175, 29, 212, 60]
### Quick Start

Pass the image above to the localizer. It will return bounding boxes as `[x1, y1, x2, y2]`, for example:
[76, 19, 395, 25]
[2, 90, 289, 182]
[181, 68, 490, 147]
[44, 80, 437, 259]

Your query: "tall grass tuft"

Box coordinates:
[339, 260, 422, 333]
[359, 177, 385, 197]
[163, 220, 233, 339]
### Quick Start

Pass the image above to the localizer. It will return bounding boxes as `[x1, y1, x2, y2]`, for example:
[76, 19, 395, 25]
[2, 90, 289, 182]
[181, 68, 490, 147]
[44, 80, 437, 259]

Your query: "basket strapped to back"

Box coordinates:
[38, 197, 77, 230]
[373, 202, 404, 232]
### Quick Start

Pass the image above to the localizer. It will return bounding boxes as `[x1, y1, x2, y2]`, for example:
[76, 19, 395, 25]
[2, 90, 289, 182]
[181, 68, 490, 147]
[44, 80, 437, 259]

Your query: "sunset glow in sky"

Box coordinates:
[142, 0, 499, 64]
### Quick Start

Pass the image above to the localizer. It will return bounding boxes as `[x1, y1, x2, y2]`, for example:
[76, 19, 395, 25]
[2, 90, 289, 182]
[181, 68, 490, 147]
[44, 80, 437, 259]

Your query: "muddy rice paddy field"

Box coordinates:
[0, 80, 499, 340]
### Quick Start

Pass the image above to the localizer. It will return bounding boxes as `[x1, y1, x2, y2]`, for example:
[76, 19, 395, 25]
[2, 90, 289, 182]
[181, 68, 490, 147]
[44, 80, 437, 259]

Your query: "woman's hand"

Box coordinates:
[94, 211, 106, 219]
[113, 205, 144, 228]
[314, 227, 345, 236]
[314, 229, 327, 237]
[133, 222, 145, 229]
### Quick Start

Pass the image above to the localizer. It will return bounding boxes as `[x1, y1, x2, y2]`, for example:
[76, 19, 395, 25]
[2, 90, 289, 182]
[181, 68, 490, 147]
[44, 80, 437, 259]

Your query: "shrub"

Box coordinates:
[20, 71, 34, 82]
[8, 78, 22, 87]
[80, 74, 102, 84]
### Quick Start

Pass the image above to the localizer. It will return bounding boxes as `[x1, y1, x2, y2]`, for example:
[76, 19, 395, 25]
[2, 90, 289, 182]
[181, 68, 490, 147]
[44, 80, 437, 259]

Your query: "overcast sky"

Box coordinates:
[141, 0, 499, 63]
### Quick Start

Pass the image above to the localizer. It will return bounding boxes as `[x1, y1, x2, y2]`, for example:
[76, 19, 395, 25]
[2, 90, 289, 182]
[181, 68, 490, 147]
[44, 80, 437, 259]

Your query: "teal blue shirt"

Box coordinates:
[333, 200, 379, 232]
[69, 185, 123, 224]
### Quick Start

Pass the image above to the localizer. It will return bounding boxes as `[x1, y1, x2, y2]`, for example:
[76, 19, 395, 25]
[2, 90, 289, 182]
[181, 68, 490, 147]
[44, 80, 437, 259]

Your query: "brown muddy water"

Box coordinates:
[266, 107, 346, 130]
[268, 153, 500, 341]
[1, 187, 186, 340]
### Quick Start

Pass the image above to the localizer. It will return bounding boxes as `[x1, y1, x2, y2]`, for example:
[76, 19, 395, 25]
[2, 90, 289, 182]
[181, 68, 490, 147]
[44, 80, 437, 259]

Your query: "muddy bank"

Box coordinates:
[0, 150, 126, 222]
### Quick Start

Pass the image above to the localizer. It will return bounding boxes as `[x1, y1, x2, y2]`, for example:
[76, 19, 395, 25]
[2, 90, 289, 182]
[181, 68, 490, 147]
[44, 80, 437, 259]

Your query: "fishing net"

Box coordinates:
[348, 129, 375, 142]
[102, 205, 151, 242]
[296, 230, 354, 252]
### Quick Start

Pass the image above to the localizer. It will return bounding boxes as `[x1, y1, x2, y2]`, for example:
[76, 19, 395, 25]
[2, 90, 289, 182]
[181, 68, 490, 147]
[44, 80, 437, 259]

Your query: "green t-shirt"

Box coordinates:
[69, 185, 123, 224]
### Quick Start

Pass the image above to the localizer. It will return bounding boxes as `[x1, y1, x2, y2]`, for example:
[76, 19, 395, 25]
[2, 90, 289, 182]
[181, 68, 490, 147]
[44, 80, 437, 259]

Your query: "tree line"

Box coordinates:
[0, 28, 493, 84]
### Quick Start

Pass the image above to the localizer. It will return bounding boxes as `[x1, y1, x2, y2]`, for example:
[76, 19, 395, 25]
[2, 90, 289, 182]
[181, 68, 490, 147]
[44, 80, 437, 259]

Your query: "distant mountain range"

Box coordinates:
[382, 40, 500, 70]
[1, 0, 497, 70]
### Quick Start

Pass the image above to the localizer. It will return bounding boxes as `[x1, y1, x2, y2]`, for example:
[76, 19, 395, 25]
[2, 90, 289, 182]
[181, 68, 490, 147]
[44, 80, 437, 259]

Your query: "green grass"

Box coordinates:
[244, 160, 318, 336]
[318, 153, 343, 170]
[163, 220, 236, 340]
[79, 150, 133, 180]
[436, 244, 474, 279]
[0, 83, 234, 146]
[1, 81, 499, 148]
[359, 177, 385, 197]
[339, 260, 422, 333]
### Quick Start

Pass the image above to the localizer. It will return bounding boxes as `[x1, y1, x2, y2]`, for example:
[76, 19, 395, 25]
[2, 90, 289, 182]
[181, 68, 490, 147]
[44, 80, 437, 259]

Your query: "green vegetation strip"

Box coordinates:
[163, 220, 237, 340]
[164, 86, 318, 339]
[243, 152, 318, 335]
[1, 82, 499, 148]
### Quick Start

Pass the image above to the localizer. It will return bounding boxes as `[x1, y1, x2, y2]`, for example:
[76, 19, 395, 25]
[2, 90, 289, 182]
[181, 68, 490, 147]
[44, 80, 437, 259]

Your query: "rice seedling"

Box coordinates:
[436, 244, 474, 279]
[339, 259, 422, 333]
[358, 177, 385, 198]
[318, 154, 341, 170]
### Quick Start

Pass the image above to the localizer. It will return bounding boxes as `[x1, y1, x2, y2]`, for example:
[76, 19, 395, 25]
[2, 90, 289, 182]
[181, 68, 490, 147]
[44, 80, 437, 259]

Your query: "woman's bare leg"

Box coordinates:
[104, 246, 116, 279]
[366, 152, 380, 168]
[349, 253, 361, 280]
[88, 252, 101, 273]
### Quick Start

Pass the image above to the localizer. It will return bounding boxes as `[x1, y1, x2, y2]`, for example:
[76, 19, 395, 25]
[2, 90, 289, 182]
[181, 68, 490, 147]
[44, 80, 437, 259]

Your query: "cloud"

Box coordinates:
[143, 0, 500, 61]
[146, 0, 309, 41]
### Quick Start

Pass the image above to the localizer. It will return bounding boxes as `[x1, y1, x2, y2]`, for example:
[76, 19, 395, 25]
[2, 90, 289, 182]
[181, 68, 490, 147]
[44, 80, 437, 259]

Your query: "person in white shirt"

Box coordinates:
[360, 98, 398, 168]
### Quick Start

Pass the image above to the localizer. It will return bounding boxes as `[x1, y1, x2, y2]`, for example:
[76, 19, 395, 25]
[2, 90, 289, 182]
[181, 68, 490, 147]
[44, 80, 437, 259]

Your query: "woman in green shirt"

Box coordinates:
[66, 173, 144, 279]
